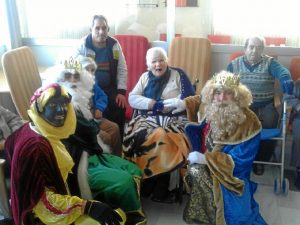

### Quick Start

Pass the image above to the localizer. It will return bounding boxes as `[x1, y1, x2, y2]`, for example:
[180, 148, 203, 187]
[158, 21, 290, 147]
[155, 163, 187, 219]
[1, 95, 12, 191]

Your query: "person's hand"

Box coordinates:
[283, 93, 294, 101]
[187, 151, 206, 165]
[115, 94, 126, 109]
[84, 200, 122, 225]
[163, 98, 186, 114]
[0, 139, 5, 151]
[283, 80, 294, 95]
[94, 109, 103, 119]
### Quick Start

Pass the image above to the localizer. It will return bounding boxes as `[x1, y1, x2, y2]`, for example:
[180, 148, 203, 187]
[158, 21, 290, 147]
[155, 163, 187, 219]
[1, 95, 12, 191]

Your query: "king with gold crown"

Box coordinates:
[172, 71, 267, 225]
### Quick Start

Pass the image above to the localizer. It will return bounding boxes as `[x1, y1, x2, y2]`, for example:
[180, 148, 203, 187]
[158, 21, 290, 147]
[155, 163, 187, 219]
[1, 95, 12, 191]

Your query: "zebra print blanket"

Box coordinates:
[123, 114, 191, 178]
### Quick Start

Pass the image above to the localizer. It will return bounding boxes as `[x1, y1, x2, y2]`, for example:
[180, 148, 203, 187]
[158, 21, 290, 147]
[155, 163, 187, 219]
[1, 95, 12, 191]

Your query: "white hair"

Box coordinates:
[44, 64, 95, 120]
[244, 36, 265, 49]
[146, 47, 168, 70]
[44, 62, 111, 153]
[77, 56, 97, 72]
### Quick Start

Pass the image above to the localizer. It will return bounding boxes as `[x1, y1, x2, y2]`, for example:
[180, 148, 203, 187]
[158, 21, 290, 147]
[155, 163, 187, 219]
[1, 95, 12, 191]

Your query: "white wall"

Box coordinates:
[23, 39, 79, 67]
[26, 40, 300, 77]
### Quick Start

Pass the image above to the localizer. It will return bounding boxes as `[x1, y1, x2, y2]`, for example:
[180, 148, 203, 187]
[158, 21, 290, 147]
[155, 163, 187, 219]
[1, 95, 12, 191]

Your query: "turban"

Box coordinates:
[28, 83, 76, 181]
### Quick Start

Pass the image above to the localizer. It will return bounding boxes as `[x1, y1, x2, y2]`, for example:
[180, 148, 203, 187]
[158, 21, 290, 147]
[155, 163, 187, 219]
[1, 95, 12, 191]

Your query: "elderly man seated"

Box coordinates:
[227, 36, 293, 175]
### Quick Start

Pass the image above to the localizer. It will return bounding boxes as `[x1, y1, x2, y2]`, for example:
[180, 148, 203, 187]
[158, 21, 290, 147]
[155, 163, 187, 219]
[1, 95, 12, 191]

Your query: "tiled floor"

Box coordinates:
[140, 135, 300, 225]
[1, 136, 300, 224]
[1, 180, 300, 225]
[141, 168, 300, 225]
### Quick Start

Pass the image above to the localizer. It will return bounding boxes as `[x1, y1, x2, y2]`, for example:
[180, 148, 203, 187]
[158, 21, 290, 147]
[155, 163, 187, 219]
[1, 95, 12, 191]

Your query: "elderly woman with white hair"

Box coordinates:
[123, 47, 195, 203]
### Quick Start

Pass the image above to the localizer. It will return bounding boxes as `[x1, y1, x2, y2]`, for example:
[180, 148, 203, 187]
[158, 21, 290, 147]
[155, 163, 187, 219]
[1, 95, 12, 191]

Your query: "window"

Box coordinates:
[0, 0, 9, 52]
[15, 0, 167, 42]
[11, 0, 300, 47]
[16, 0, 131, 39]
[212, 0, 300, 47]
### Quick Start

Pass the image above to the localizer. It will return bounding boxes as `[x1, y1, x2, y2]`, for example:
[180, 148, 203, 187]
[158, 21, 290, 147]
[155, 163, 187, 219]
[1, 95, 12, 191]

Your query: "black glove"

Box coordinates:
[84, 200, 122, 225]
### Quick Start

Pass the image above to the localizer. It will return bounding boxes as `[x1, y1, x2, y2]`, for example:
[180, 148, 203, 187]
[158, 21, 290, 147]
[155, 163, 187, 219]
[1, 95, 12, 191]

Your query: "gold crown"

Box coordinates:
[63, 57, 82, 71]
[212, 72, 240, 88]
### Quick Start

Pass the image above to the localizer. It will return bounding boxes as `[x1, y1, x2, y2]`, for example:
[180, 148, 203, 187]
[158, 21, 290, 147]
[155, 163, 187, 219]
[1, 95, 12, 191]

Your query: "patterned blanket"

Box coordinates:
[123, 114, 190, 178]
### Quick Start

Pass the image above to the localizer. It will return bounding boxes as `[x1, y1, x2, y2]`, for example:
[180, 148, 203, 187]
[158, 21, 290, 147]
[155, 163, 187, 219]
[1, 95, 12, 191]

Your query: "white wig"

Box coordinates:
[43, 63, 95, 120]
[201, 70, 253, 108]
[77, 55, 97, 72]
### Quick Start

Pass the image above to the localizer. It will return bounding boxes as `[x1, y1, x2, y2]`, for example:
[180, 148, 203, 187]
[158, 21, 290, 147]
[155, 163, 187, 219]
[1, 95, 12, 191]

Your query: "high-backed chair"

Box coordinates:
[1, 46, 42, 220]
[229, 52, 243, 61]
[150, 40, 168, 53]
[207, 34, 231, 44]
[1, 46, 42, 121]
[114, 35, 149, 120]
[289, 56, 300, 81]
[168, 37, 211, 94]
[264, 37, 286, 46]
[159, 33, 182, 42]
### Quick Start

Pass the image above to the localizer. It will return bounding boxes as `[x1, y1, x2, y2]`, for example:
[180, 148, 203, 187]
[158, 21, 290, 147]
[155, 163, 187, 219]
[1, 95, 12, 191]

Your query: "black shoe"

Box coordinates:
[140, 190, 152, 198]
[253, 164, 264, 175]
[151, 192, 177, 204]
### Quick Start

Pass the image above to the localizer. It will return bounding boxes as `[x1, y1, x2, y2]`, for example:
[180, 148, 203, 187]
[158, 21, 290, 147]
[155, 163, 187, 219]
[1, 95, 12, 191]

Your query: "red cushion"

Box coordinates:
[264, 37, 286, 46]
[114, 35, 149, 120]
[290, 57, 300, 81]
[207, 34, 231, 44]
[159, 33, 182, 41]
[229, 52, 243, 61]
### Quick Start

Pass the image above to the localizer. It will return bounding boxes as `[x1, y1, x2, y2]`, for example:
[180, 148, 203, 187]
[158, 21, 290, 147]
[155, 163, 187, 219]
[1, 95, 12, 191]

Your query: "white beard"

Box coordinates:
[205, 101, 246, 141]
[46, 67, 111, 152]
[62, 77, 112, 153]
[59, 70, 95, 120]
[63, 83, 94, 120]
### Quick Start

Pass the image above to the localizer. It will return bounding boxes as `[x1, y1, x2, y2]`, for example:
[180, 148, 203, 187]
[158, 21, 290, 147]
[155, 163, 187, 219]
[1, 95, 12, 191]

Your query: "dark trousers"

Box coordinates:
[105, 102, 125, 138]
[251, 102, 279, 162]
[103, 90, 126, 139]
[141, 173, 170, 199]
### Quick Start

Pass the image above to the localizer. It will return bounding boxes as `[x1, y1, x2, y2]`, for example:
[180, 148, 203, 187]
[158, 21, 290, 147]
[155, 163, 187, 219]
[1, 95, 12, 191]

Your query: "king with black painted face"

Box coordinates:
[40, 95, 69, 127]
